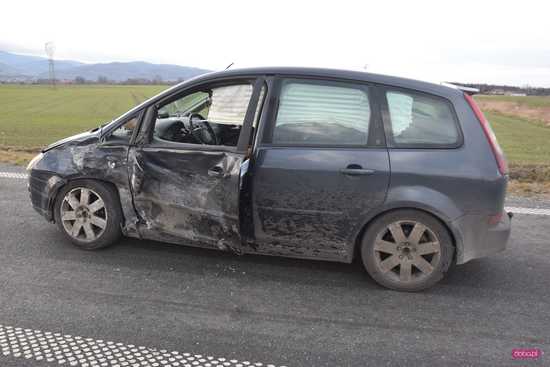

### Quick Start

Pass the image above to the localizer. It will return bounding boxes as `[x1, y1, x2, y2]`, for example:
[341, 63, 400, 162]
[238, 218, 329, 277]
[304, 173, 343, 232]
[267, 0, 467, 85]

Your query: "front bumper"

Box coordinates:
[28, 169, 66, 222]
[452, 211, 512, 264]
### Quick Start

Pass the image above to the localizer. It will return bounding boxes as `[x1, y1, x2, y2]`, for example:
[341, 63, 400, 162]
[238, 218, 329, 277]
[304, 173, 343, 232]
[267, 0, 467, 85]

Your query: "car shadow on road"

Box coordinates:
[107, 237, 527, 294]
[45, 228, 548, 296]
[100, 236, 381, 289]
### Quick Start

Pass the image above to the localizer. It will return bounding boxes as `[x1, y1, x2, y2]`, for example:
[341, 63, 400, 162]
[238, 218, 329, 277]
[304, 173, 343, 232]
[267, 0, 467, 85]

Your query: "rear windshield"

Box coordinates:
[386, 90, 459, 147]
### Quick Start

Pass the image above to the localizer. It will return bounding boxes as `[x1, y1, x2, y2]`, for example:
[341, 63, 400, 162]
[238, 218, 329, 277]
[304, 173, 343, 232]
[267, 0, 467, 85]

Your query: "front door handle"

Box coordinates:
[208, 165, 224, 178]
[340, 164, 375, 176]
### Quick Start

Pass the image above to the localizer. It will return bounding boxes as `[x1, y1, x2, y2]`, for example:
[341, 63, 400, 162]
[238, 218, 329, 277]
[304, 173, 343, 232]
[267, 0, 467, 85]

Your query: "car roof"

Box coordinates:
[188, 66, 463, 99]
[112, 66, 463, 126]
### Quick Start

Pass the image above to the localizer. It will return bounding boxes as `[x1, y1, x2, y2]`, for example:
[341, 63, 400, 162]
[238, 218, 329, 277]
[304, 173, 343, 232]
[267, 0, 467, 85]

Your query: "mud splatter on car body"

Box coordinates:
[28, 67, 511, 269]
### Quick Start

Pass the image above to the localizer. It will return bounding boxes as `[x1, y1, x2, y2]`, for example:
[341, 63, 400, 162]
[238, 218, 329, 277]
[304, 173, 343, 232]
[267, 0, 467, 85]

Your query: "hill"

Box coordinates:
[0, 62, 23, 77]
[0, 50, 209, 82]
[0, 51, 84, 76]
[44, 61, 209, 82]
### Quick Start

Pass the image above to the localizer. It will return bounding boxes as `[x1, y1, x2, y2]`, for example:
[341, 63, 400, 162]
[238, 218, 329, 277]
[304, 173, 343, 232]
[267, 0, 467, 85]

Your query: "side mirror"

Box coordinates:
[157, 111, 169, 119]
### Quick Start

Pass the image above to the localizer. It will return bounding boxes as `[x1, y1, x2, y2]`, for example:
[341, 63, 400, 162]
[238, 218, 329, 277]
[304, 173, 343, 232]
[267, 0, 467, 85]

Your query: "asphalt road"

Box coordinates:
[0, 164, 549, 367]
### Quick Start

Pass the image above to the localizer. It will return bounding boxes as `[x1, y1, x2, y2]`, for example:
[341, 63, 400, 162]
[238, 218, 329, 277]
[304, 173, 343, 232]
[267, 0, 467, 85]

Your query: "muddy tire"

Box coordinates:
[361, 210, 454, 291]
[54, 179, 122, 250]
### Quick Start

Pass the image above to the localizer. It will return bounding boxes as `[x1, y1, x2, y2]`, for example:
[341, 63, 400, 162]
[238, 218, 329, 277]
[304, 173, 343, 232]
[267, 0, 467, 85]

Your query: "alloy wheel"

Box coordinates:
[60, 187, 108, 242]
[373, 220, 441, 282]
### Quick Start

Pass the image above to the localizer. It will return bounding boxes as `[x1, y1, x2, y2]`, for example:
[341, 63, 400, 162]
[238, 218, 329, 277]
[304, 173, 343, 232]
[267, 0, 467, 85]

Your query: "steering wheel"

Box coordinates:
[188, 113, 218, 145]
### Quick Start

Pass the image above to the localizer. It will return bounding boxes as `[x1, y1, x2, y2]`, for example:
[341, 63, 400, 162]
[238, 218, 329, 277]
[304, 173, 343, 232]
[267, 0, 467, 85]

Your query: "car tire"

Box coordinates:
[361, 209, 454, 291]
[53, 179, 122, 250]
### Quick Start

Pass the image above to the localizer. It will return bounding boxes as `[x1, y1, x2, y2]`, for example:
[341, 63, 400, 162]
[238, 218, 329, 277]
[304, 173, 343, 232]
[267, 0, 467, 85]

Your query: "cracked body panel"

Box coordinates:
[29, 130, 139, 236]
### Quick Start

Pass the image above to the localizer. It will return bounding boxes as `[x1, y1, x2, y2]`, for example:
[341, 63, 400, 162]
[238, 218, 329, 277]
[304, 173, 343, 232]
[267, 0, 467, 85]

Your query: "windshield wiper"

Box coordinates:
[94, 121, 112, 139]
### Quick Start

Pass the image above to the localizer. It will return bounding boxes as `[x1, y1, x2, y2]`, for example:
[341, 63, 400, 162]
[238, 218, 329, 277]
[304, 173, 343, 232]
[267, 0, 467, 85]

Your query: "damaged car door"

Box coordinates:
[129, 78, 264, 251]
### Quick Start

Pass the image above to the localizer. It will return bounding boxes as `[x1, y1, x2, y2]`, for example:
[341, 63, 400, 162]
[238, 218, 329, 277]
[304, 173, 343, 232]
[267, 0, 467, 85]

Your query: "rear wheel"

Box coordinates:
[54, 180, 122, 250]
[361, 210, 454, 291]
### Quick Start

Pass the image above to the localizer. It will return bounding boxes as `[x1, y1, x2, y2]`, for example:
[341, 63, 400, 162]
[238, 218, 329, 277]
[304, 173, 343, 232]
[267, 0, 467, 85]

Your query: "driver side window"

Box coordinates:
[154, 83, 254, 147]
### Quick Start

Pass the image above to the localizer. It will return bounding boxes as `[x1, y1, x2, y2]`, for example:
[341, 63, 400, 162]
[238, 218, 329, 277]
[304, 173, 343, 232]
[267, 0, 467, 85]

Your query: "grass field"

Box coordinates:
[474, 95, 550, 166]
[0, 84, 166, 148]
[476, 95, 550, 109]
[0, 85, 548, 173]
[0, 84, 548, 195]
[485, 111, 550, 164]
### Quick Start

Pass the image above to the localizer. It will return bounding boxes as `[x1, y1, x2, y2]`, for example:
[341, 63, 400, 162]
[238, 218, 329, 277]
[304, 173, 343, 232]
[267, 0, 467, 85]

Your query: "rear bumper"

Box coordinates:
[28, 169, 66, 222]
[452, 211, 511, 264]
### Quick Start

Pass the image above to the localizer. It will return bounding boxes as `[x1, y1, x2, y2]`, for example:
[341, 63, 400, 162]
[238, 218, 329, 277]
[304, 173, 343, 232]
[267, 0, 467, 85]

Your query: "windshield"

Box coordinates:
[100, 81, 188, 131]
[157, 91, 210, 117]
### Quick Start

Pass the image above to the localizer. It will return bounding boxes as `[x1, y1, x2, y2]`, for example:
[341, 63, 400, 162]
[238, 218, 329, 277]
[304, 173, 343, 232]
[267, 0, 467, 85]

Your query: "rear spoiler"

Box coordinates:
[441, 82, 479, 95]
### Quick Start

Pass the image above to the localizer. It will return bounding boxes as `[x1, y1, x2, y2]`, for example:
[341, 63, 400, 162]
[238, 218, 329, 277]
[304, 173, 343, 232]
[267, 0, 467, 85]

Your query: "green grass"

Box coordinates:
[486, 111, 550, 165]
[476, 95, 550, 108]
[473, 94, 550, 165]
[0, 85, 549, 167]
[0, 84, 167, 148]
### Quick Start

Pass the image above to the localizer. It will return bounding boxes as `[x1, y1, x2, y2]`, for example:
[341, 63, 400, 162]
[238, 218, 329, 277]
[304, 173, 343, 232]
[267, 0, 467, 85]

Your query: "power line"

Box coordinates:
[45, 42, 56, 88]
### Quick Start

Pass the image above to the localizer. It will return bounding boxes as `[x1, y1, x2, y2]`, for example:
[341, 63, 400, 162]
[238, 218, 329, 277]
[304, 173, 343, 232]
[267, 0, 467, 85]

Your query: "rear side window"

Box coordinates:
[385, 90, 459, 147]
[272, 80, 371, 145]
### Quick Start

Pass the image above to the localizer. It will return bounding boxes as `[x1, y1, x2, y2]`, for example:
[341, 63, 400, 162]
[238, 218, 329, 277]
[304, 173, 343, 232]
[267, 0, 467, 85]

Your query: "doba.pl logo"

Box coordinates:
[511, 348, 542, 360]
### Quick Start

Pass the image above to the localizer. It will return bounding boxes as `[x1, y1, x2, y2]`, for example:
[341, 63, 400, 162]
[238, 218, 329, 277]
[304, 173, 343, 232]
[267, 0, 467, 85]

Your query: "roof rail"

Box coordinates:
[441, 82, 480, 95]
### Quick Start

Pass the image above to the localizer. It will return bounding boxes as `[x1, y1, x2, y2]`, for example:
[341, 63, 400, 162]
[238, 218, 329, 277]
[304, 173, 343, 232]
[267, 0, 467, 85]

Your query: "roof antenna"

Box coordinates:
[225, 62, 234, 70]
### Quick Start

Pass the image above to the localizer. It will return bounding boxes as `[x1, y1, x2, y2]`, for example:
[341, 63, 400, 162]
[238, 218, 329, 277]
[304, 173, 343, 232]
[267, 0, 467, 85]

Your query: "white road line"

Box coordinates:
[1, 171, 548, 217]
[0, 324, 283, 367]
[505, 206, 550, 216]
[0, 171, 28, 179]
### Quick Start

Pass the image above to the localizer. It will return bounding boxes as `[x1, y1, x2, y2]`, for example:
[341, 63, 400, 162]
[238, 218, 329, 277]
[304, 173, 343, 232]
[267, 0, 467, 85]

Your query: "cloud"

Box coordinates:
[1, 0, 549, 86]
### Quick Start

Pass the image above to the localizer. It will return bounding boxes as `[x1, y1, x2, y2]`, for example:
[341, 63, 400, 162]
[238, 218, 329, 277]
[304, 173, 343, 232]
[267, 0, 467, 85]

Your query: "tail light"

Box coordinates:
[464, 93, 508, 175]
[487, 212, 503, 225]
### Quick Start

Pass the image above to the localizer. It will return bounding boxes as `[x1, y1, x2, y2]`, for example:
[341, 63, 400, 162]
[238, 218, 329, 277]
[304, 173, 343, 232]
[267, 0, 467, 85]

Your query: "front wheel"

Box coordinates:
[361, 210, 454, 291]
[54, 180, 122, 250]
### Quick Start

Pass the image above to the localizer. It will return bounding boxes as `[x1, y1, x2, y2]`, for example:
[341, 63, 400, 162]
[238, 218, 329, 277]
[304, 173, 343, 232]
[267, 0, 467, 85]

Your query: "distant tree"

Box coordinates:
[74, 76, 86, 84]
[448, 82, 550, 96]
[123, 78, 150, 85]
[97, 76, 108, 84]
[152, 74, 163, 84]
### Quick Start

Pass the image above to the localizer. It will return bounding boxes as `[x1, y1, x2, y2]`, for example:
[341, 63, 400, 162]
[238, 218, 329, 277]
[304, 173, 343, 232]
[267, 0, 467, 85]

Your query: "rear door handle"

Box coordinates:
[208, 165, 224, 178]
[340, 166, 375, 176]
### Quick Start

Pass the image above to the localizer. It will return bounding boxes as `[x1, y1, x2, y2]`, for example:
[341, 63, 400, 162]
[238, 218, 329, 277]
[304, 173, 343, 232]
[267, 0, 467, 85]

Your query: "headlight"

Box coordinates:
[26, 153, 44, 171]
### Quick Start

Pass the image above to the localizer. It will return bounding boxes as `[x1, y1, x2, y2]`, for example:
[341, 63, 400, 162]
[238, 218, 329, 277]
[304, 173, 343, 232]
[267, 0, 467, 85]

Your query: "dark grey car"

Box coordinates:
[27, 67, 511, 291]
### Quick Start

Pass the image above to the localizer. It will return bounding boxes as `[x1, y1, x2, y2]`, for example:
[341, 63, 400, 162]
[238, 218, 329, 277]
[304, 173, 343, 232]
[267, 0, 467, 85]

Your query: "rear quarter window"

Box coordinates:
[385, 90, 460, 147]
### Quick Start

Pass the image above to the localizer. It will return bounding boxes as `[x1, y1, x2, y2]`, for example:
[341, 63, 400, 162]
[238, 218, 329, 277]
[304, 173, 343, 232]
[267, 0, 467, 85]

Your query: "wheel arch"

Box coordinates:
[49, 176, 124, 224]
[351, 205, 460, 264]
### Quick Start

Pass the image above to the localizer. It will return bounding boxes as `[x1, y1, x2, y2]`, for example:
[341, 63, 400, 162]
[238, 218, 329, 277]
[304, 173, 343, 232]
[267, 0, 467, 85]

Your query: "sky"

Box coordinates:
[1, 0, 549, 87]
